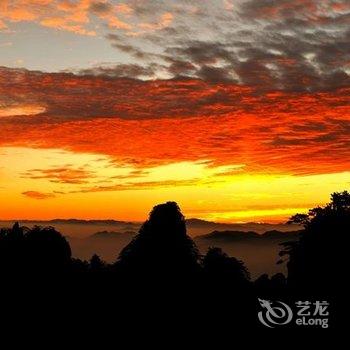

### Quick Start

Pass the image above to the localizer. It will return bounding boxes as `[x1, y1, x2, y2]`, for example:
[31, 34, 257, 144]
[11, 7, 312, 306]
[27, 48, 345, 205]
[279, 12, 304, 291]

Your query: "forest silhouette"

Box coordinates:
[1, 191, 346, 328]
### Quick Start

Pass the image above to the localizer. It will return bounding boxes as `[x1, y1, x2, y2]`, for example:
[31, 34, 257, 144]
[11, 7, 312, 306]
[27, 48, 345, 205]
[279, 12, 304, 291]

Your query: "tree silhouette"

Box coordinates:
[24, 225, 71, 274]
[90, 254, 106, 272]
[254, 272, 287, 297]
[116, 202, 200, 279]
[203, 247, 250, 284]
[1, 193, 343, 328]
[0, 223, 71, 276]
[201, 247, 257, 327]
[0, 222, 26, 274]
[281, 191, 349, 294]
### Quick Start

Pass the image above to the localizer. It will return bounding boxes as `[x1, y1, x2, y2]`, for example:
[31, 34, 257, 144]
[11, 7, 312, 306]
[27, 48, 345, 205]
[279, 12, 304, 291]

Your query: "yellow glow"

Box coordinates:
[0, 105, 46, 117]
[201, 208, 310, 223]
[0, 147, 349, 222]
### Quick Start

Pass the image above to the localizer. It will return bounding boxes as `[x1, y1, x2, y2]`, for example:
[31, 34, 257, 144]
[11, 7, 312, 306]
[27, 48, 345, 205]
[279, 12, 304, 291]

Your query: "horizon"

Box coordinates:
[0, 209, 309, 225]
[0, 215, 297, 225]
[0, 210, 301, 244]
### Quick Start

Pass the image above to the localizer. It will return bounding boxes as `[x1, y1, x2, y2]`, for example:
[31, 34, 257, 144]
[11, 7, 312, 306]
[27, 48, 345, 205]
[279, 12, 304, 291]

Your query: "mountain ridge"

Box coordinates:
[1, 217, 294, 226]
[196, 229, 301, 241]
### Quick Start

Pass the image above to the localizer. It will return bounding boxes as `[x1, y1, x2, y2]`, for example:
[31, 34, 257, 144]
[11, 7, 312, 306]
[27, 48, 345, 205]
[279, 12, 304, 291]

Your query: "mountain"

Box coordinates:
[68, 230, 135, 263]
[197, 229, 300, 241]
[198, 230, 259, 240]
[1, 219, 133, 225]
[185, 218, 300, 236]
[0, 220, 141, 238]
[0, 218, 301, 278]
[0, 218, 300, 238]
[66, 227, 300, 279]
[194, 229, 300, 279]
[90, 230, 136, 239]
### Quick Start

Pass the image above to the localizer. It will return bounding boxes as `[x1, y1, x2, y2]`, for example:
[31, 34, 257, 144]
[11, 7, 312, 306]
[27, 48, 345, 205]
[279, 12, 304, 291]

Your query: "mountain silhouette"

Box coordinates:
[0, 192, 343, 329]
[115, 201, 200, 279]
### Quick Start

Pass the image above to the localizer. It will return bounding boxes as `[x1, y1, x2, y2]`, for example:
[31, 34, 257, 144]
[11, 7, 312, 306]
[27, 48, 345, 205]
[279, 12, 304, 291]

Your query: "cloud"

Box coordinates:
[0, 0, 175, 35]
[138, 12, 173, 31]
[0, 19, 7, 30]
[78, 63, 158, 79]
[0, 104, 46, 117]
[105, 34, 165, 61]
[99, 0, 350, 92]
[74, 178, 206, 193]
[0, 0, 96, 36]
[0, 67, 349, 176]
[39, 16, 95, 36]
[21, 166, 95, 184]
[239, 0, 350, 21]
[115, 3, 134, 15]
[111, 169, 150, 180]
[0, 0, 127, 35]
[3, 1, 348, 92]
[89, 1, 132, 30]
[89, 1, 113, 15]
[22, 191, 56, 200]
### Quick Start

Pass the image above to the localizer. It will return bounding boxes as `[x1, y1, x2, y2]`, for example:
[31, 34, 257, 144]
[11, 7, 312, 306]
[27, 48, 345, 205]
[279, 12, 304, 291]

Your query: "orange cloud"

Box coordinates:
[0, 67, 349, 176]
[138, 12, 173, 31]
[0, 19, 7, 30]
[0, 0, 175, 35]
[0, 104, 46, 117]
[74, 178, 203, 193]
[242, 0, 350, 24]
[40, 16, 95, 36]
[115, 3, 134, 15]
[22, 191, 56, 200]
[0, 0, 129, 35]
[21, 166, 95, 184]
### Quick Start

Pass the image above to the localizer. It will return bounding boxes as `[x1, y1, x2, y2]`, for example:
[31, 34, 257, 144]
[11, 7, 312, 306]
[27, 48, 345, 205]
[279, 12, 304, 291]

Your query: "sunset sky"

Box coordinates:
[0, 0, 349, 222]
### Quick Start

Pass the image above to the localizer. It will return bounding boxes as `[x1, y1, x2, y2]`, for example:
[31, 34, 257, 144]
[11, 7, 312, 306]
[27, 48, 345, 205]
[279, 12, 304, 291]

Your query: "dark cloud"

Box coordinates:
[166, 60, 196, 76]
[165, 41, 235, 65]
[73, 178, 205, 194]
[99, 0, 350, 92]
[1, 66, 349, 124]
[22, 191, 56, 200]
[78, 64, 157, 79]
[106, 34, 164, 61]
[196, 65, 237, 82]
[21, 166, 96, 184]
[89, 1, 113, 15]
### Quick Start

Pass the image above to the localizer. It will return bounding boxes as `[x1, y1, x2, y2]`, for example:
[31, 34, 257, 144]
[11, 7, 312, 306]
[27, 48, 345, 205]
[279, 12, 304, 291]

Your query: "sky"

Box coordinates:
[0, 0, 349, 222]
